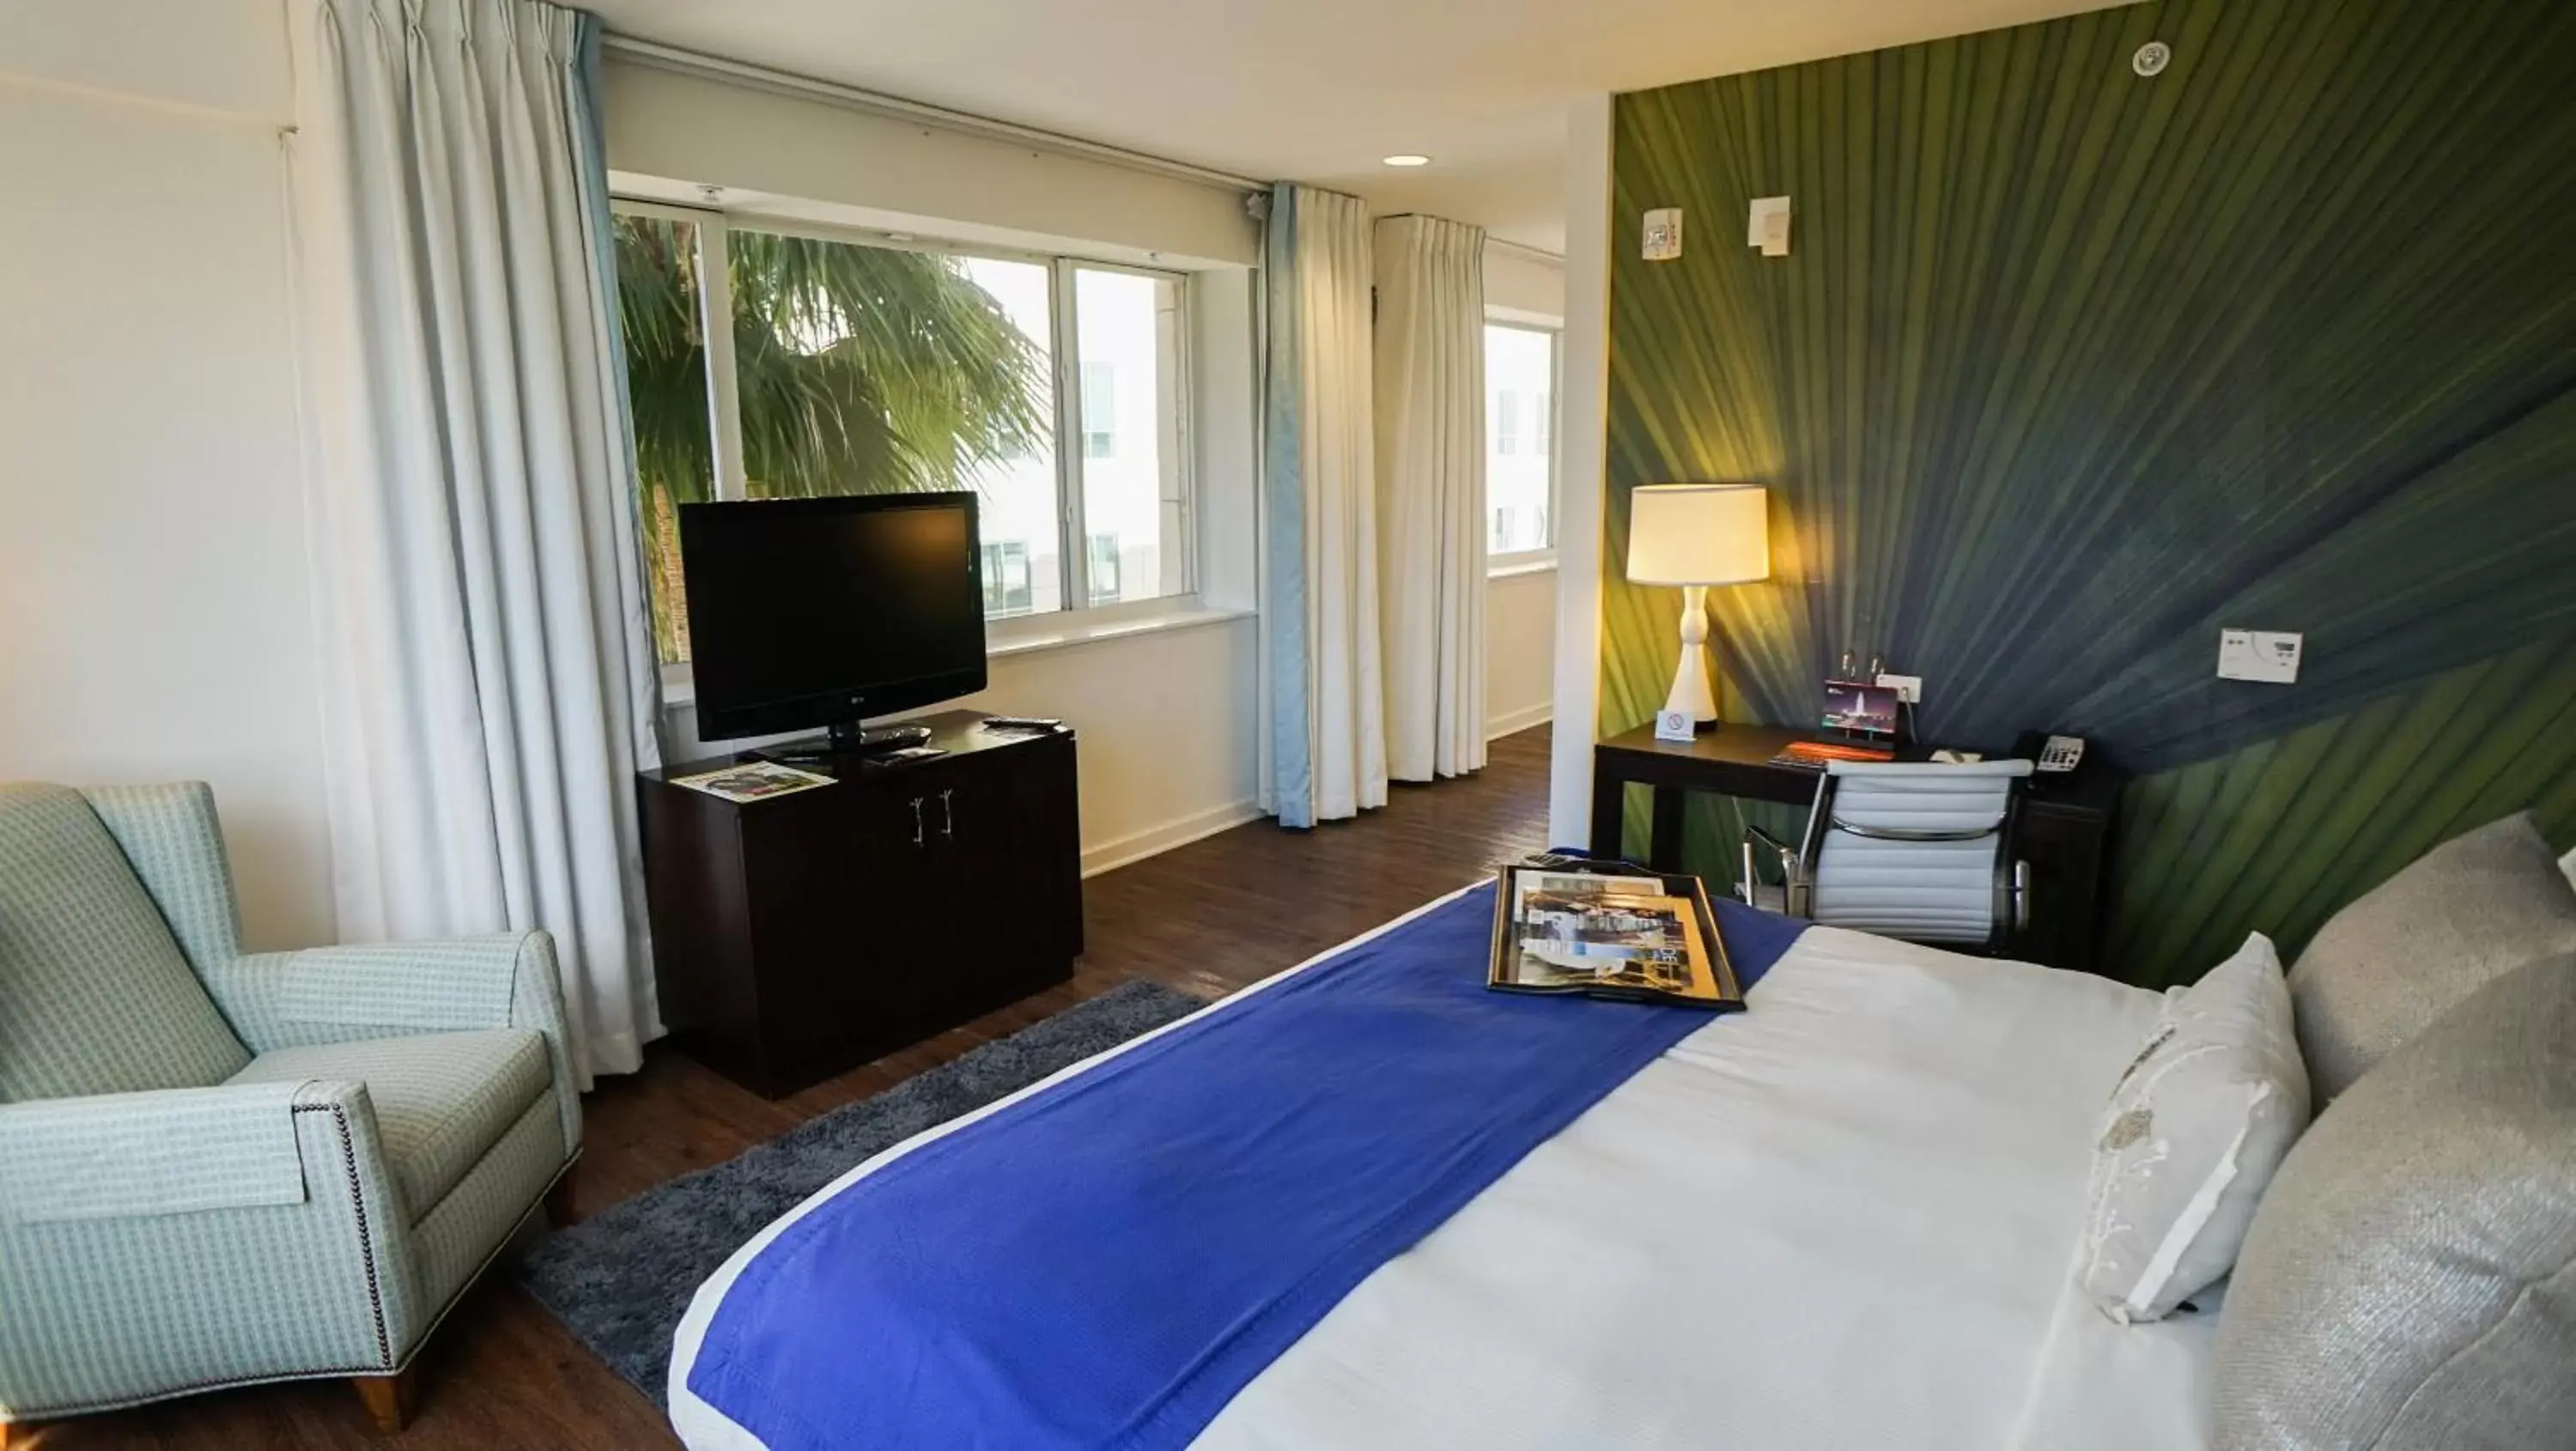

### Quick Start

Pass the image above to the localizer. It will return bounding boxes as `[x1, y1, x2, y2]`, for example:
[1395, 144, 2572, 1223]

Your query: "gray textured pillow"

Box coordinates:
[2288, 811, 2576, 1102]
[2211, 952, 2576, 1451]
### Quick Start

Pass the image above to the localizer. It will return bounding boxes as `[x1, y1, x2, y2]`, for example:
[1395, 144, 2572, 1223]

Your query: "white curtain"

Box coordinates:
[1372, 216, 1488, 780]
[288, 0, 663, 1084]
[1262, 185, 1386, 827]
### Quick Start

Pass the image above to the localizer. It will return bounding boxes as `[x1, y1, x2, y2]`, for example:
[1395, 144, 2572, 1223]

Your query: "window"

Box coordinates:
[1485, 323, 1558, 562]
[1072, 266, 1188, 607]
[982, 541, 1034, 616]
[1081, 363, 1116, 458]
[611, 204, 1194, 663]
[612, 212, 717, 664]
[1086, 533, 1122, 606]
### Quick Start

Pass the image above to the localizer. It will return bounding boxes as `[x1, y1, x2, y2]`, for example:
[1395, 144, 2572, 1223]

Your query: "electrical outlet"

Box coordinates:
[1876, 673, 1923, 704]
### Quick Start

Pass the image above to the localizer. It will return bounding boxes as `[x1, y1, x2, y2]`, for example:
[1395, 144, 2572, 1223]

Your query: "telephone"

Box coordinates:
[2012, 730, 2088, 776]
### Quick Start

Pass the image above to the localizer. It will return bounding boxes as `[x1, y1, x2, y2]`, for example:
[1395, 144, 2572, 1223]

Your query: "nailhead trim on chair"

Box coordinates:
[295, 1102, 397, 1371]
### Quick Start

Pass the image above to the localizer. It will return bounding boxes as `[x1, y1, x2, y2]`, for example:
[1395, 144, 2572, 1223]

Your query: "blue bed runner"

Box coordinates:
[688, 883, 1807, 1451]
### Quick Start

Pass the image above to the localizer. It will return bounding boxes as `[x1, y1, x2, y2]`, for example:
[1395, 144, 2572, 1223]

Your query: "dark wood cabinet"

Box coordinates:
[2008, 787, 2120, 975]
[638, 711, 1082, 1098]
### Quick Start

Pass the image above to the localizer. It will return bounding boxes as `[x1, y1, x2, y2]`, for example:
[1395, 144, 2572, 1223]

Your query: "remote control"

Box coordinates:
[865, 745, 947, 766]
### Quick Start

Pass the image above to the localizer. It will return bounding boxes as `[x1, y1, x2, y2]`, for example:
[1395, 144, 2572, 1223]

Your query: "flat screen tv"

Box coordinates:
[678, 493, 987, 748]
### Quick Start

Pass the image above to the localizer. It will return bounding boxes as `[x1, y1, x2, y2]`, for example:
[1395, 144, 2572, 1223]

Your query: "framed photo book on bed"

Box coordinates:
[1487, 859, 1746, 1010]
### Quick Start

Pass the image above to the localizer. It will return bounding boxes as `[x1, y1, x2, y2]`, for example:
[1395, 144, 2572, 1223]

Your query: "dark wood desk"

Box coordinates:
[1589, 723, 2124, 973]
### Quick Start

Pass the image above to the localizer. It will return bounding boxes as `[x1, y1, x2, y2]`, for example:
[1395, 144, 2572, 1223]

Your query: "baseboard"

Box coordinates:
[1081, 798, 1265, 877]
[1486, 701, 1554, 741]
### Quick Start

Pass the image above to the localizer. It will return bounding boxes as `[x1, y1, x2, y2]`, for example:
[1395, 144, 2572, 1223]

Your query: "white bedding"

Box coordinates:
[672, 888, 2217, 1451]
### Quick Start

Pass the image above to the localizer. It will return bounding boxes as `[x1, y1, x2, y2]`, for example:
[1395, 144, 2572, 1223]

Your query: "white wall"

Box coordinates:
[965, 622, 1261, 873]
[1484, 246, 1567, 319]
[1550, 97, 1617, 843]
[0, 0, 335, 950]
[1487, 568, 1558, 739]
[603, 58, 1260, 268]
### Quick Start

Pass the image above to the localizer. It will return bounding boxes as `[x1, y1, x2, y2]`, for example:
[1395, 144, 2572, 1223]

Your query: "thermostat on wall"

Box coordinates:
[2217, 628, 2301, 683]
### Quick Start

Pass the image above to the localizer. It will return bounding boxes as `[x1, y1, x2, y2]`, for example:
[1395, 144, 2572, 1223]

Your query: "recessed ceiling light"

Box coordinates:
[1382, 154, 1432, 167]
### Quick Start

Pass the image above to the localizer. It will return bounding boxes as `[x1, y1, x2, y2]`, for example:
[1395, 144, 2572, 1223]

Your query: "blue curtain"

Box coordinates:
[1261, 185, 1385, 827]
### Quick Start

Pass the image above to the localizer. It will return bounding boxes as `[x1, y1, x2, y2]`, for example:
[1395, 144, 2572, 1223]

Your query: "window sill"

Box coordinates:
[985, 599, 1255, 659]
[1488, 554, 1558, 580]
[655, 600, 1255, 707]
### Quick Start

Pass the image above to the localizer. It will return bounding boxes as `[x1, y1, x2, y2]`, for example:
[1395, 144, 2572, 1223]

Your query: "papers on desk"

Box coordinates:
[671, 762, 835, 803]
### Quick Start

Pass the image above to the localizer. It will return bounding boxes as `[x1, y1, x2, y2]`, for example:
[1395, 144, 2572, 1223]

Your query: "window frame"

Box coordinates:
[1483, 314, 1562, 574]
[609, 196, 1200, 655]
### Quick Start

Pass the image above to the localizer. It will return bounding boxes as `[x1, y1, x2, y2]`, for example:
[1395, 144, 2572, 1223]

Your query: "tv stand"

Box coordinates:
[749, 720, 933, 764]
[638, 710, 1083, 1097]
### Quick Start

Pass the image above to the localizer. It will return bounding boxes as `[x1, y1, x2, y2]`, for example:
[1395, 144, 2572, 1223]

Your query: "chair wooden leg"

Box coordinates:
[0, 1418, 36, 1448]
[544, 1162, 578, 1225]
[352, 1365, 417, 1435]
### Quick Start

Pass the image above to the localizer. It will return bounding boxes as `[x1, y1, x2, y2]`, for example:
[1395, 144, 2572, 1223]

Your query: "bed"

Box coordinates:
[668, 880, 2217, 1451]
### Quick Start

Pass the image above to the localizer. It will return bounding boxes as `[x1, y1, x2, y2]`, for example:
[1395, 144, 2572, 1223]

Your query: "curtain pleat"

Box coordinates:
[289, 0, 663, 1084]
[1262, 185, 1386, 826]
[1373, 216, 1489, 781]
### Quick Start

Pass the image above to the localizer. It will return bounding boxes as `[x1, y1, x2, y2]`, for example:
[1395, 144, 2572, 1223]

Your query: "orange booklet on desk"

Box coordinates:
[1769, 739, 1896, 770]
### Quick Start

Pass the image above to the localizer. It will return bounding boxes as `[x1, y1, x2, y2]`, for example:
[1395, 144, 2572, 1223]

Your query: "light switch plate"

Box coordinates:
[1875, 672, 1923, 704]
[1747, 196, 1792, 257]
[2217, 628, 2302, 683]
[1643, 208, 1684, 261]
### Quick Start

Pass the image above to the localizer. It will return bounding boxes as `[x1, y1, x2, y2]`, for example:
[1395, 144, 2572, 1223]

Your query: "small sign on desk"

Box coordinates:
[1655, 708, 1696, 743]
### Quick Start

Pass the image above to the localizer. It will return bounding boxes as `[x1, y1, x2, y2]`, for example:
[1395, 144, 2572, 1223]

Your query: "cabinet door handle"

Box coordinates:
[909, 797, 925, 847]
[939, 788, 956, 838]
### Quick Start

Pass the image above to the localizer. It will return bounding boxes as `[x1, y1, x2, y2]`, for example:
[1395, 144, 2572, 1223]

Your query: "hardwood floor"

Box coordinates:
[30, 726, 1554, 1450]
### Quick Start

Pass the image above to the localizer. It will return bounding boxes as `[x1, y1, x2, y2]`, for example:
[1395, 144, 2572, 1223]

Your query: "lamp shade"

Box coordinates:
[1625, 484, 1771, 586]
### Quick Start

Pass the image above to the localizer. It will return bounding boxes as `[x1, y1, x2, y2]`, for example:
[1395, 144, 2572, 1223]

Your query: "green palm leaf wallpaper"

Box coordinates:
[1601, 0, 2576, 987]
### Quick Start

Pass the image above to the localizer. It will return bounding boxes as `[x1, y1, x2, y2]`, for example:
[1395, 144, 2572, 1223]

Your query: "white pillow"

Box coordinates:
[2078, 932, 2311, 1324]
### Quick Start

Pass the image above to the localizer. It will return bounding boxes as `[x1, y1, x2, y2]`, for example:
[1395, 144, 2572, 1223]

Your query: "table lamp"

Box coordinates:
[1625, 484, 1771, 732]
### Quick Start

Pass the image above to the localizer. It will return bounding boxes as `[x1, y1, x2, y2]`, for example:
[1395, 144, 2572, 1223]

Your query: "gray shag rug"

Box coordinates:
[512, 980, 1206, 1405]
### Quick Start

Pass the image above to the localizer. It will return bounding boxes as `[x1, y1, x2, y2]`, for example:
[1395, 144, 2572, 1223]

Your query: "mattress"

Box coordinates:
[671, 887, 2216, 1451]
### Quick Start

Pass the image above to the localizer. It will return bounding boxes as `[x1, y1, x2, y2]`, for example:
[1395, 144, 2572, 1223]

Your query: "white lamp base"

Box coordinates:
[1664, 583, 1719, 725]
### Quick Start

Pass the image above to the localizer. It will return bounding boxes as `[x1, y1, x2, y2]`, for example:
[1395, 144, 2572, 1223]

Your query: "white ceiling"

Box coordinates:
[581, 0, 2134, 252]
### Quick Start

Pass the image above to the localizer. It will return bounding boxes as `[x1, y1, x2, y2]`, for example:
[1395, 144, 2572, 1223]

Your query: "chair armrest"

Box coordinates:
[1740, 824, 1805, 913]
[0, 1082, 316, 1224]
[203, 932, 583, 1151]
[209, 935, 533, 1037]
[0, 1081, 432, 1412]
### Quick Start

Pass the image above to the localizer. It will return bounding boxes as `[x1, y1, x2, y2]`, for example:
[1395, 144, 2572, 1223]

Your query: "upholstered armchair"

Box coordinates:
[0, 783, 582, 1439]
